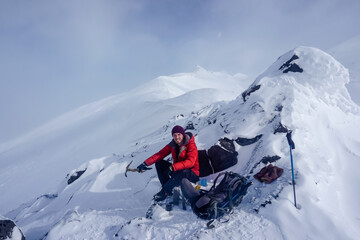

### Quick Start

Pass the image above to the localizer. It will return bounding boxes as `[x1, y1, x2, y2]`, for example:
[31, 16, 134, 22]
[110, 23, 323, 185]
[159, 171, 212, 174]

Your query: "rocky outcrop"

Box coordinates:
[0, 217, 25, 240]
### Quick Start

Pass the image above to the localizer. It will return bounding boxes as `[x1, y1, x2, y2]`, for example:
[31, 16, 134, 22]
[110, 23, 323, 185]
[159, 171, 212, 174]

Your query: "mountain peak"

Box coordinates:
[134, 67, 250, 100]
[242, 46, 352, 107]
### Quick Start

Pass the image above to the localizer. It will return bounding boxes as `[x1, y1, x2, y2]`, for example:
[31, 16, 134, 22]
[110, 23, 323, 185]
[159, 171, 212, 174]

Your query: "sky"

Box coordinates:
[1, 0, 360, 143]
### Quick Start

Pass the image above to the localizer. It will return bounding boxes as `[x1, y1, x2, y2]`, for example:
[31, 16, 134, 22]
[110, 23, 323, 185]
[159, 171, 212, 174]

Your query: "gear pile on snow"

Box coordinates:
[181, 171, 252, 228]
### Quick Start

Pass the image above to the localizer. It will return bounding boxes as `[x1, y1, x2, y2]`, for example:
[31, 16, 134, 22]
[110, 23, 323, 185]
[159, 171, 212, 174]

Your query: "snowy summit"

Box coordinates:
[1, 46, 359, 239]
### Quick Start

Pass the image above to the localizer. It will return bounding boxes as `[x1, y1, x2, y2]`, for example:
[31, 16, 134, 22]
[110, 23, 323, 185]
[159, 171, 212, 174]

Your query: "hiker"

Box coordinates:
[137, 125, 200, 201]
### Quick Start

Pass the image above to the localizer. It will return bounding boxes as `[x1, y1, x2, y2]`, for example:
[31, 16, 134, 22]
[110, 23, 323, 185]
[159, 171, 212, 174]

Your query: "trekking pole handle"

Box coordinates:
[286, 131, 295, 150]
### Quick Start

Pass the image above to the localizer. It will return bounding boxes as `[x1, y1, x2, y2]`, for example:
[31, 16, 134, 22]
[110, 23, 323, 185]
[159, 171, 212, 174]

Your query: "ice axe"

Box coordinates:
[125, 160, 152, 177]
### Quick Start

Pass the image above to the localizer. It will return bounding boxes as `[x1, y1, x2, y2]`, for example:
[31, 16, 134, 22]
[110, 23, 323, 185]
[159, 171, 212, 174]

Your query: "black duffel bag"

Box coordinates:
[198, 138, 238, 177]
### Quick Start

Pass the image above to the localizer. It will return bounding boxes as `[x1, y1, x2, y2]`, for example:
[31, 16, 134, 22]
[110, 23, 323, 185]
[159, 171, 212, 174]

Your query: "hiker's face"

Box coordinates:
[173, 133, 184, 145]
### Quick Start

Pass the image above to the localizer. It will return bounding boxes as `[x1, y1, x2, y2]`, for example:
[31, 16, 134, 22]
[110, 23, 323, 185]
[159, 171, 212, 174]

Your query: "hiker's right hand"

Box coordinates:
[137, 162, 151, 173]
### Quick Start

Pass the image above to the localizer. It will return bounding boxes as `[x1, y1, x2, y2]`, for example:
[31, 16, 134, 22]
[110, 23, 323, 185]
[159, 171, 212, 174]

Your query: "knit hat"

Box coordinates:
[171, 125, 185, 136]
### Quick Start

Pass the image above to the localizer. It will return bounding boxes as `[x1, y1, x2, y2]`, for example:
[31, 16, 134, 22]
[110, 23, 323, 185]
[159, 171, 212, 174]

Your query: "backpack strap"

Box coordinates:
[225, 173, 241, 209]
[221, 173, 245, 209]
[206, 201, 232, 228]
[206, 201, 218, 229]
[209, 171, 229, 191]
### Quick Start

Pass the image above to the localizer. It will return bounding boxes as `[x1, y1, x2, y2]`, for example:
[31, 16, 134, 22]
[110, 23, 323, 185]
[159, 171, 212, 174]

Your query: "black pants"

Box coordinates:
[155, 160, 199, 194]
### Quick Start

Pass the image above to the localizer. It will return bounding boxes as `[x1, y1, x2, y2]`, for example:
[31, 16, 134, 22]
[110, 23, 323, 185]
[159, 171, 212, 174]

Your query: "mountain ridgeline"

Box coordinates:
[2, 47, 360, 239]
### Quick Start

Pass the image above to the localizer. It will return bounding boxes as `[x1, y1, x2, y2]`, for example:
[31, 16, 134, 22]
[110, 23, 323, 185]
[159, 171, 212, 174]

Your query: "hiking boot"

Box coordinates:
[153, 188, 168, 202]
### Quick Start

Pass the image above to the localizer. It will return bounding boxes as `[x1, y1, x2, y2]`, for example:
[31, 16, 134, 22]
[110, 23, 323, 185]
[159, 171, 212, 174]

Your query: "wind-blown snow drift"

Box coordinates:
[2, 47, 360, 239]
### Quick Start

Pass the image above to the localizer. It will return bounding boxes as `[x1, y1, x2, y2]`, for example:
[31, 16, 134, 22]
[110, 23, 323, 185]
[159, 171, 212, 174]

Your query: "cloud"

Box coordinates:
[0, 0, 359, 142]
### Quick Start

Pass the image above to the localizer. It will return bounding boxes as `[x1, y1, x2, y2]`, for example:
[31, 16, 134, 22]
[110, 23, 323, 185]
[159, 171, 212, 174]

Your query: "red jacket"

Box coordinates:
[144, 133, 199, 176]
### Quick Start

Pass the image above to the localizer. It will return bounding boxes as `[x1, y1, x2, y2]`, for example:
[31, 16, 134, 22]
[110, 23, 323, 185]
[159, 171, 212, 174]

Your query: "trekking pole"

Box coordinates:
[286, 131, 301, 209]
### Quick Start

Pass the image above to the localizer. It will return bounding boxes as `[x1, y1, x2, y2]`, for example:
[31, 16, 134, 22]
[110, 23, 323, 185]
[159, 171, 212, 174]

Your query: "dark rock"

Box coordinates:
[249, 155, 281, 174]
[219, 122, 229, 133]
[0, 219, 25, 240]
[185, 121, 195, 131]
[260, 155, 281, 164]
[283, 64, 303, 73]
[275, 105, 283, 112]
[279, 54, 303, 73]
[43, 193, 58, 199]
[242, 85, 261, 102]
[268, 115, 278, 124]
[235, 135, 263, 146]
[260, 199, 272, 207]
[274, 122, 288, 134]
[67, 169, 87, 185]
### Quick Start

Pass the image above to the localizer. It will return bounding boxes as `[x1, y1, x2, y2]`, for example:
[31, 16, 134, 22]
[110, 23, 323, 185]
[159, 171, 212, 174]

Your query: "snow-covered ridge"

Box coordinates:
[235, 46, 360, 239]
[0, 66, 249, 152]
[2, 46, 360, 239]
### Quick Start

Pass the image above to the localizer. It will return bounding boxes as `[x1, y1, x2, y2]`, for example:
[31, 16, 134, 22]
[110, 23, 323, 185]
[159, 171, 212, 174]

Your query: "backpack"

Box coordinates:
[198, 138, 238, 177]
[192, 171, 252, 228]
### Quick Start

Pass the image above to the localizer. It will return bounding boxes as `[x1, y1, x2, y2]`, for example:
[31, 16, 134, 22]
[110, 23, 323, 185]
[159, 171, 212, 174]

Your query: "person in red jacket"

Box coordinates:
[137, 125, 200, 202]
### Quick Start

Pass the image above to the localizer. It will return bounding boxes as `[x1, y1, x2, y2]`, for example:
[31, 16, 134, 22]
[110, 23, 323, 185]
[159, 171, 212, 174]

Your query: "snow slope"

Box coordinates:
[2, 47, 360, 240]
[240, 47, 360, 239]
[0, 67, 250, 214]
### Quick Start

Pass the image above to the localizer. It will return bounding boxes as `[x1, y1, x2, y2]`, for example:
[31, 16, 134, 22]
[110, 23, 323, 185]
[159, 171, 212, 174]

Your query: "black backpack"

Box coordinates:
[198, 138, 238, 177]
[192, 171, 252, 228]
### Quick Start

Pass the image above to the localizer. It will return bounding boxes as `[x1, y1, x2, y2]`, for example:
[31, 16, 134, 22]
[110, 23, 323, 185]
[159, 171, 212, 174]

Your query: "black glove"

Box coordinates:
[137, 162, 152, 173]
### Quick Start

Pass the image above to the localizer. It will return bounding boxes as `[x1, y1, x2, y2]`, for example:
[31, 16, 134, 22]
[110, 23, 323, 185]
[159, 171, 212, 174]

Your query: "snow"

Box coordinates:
[1, 45, 360, 239]
[329, 34, 360, 105]
[0, 67, 251, 215]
